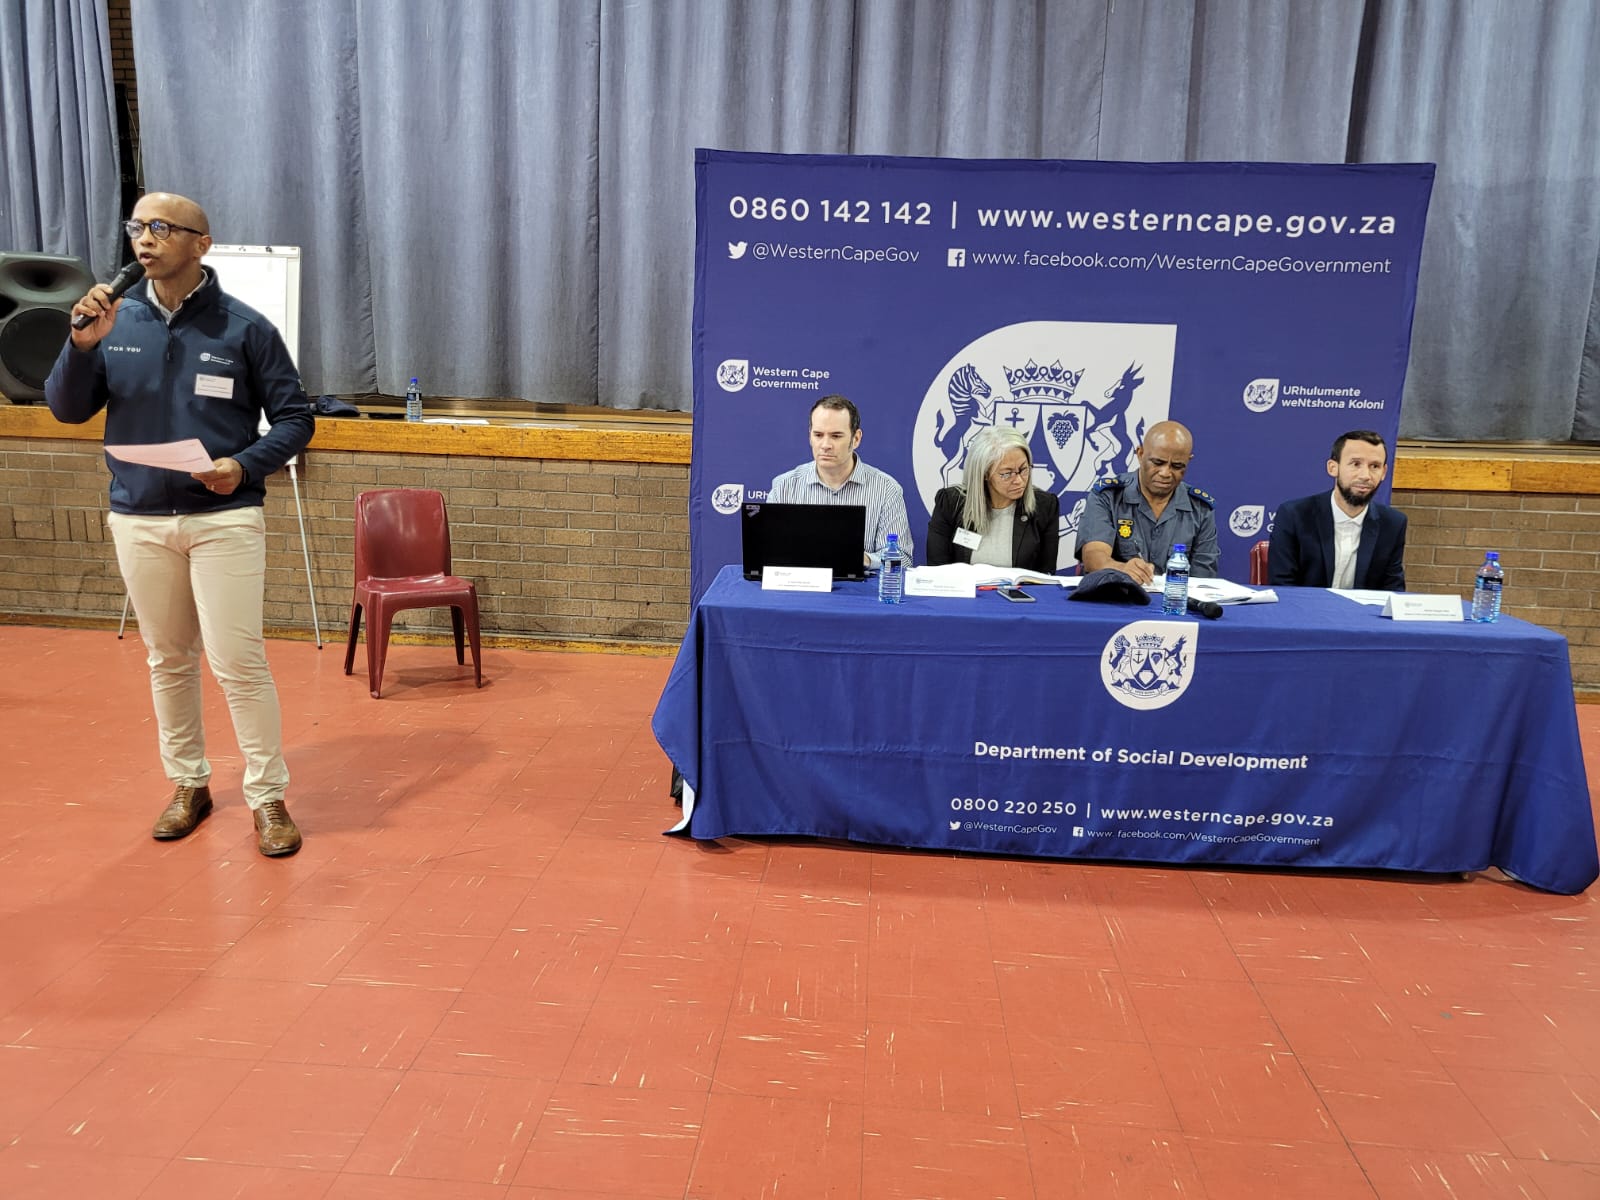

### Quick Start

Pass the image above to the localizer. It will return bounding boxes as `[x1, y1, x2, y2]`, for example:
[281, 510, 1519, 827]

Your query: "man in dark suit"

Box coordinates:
[1269, 430, 1406, 590]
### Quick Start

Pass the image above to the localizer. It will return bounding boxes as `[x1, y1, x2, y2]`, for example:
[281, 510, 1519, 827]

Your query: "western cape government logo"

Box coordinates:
[716, 359, 749, 392]
[1101, 620, 1197, 711]
[1242, 378, 1279, 412]
[710, 483, 744, 515]
[912, 321, 1177, 560]
[1244, 376, 1385, 413]
[1228, 505, 1265, 537]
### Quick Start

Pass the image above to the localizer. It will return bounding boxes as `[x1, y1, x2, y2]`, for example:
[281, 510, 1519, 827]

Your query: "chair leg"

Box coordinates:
[465, 605, 483, 688]
[344, 602, 363, 675]
[367, 607, 394, 699]
[452, 607, 465, 665]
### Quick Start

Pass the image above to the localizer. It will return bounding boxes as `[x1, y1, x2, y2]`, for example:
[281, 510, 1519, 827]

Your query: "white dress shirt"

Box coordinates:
[1330, 490, 1368, 589]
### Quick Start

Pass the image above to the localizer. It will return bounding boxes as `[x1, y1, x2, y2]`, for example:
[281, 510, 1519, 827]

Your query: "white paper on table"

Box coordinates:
[105, 438, 214, 472]
[911, 563, 1067, 590]
[1188, 577, 1278, 605]
[1328, 588, 1395, 607]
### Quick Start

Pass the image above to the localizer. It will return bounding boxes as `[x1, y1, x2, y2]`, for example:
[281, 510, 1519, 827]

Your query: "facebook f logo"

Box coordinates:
[947, 248, 966, 267]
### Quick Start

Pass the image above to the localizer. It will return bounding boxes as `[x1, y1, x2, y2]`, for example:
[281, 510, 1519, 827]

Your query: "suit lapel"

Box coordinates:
[1354, 508, 1380, 589]
[1013, 508, 1033, 566]
[1312, 500, 1336, 584]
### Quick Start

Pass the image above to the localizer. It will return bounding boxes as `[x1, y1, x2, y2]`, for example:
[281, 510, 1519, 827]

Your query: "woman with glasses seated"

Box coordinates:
[925, 426, 1060, 573]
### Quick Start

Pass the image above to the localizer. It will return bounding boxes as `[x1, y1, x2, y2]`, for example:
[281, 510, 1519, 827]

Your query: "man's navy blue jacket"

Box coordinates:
[46, 269, 314, 515]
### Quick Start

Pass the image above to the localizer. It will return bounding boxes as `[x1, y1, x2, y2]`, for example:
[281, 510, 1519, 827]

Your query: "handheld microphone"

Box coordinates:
[71, 260, 145, 330]
[1187, 597, 1224, 620]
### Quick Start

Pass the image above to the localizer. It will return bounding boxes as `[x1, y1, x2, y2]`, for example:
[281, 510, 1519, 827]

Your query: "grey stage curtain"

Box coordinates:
[1352, 0, 1600, 441]
[132, 0, 599, 398]
[0, 0, 120, 280]
[127, 0, 1600, 440]
[598, 0, 854, 409]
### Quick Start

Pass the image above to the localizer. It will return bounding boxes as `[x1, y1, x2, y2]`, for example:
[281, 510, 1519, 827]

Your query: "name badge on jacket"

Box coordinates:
[195, 373, 235, 399]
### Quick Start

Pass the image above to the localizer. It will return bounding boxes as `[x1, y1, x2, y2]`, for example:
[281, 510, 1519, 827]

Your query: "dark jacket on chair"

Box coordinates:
[1268, 492, 1407, 590]
[925, 485, 1061, 575]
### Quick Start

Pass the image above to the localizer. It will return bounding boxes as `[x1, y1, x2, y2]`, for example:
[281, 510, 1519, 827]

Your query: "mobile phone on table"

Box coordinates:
[998, 587, 1035, 603]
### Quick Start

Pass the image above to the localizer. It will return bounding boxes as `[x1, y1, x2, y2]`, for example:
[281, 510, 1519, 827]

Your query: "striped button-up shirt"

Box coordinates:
[768, 456, 914, 566]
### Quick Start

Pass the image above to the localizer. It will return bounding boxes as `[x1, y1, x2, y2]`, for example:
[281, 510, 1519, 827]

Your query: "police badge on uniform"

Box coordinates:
[1117, 519, 1134, 539]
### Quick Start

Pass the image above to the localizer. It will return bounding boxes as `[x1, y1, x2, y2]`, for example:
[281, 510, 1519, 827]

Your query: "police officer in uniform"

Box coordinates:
[1076, 420, 1218, 583]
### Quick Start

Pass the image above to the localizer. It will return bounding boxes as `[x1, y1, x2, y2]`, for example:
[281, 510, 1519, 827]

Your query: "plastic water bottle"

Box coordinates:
[405, 377, 422, 422]
[1471, 551, 1503, 622]
[878, 533, 905, 604]
[1162, 543, 1190, 616]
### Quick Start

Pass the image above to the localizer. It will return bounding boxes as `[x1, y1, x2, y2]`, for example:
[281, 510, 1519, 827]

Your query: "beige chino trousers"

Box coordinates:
[108, 507, 289, 810]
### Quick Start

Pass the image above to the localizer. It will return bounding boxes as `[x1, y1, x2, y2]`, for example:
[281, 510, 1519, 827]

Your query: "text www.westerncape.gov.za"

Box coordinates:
[973, 205, 1403, 238]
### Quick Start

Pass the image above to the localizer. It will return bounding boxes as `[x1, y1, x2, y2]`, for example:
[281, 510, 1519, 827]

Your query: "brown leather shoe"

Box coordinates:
[152, 784, 213, 840]
[253, 799, 302, 857]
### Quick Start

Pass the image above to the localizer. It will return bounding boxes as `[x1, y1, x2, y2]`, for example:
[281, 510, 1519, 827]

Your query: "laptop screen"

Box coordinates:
[741, 502, 869, 581]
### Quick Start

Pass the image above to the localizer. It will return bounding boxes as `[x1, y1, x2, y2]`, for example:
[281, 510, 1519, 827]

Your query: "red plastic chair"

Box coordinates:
[344, 489, 483, 698]
[1249, 538, 1270, 585]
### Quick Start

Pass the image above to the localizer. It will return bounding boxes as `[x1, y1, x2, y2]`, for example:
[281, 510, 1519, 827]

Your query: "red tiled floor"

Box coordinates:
[1156, 1044, 1340, 1143]
[1301, 1058, 1508, 1154]
[21, 1047, 254, 1156]
[268, 980, 456, 1069]
[0, 625, 1597, 1197]
[512, 1082, 705, 1194]
[344, 1069, 552, 1183]
[1350, 1145, 1545, 1199]
[863, 993, 1018, 1117]
[688, 1093, 863, 1199]
[860, 1105, 1034, 1199]
[1010, 1037, 1178, 1127]
[180, 1061, 404, 1171]
[1447, 1064, 1600, 1163]
[1022, 1118, 1207, 1197]
[713, 1012, 869, 1101]
[0, 1043, 105, 1141]
[1184, 1134, 1378, 1198]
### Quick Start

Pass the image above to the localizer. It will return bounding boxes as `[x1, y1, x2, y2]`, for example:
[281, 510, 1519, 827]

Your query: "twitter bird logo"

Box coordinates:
[727, 241, 748, 260]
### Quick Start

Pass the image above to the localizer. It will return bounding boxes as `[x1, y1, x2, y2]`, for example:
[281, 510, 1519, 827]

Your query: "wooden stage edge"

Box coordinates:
[3, 403, 1599, 492]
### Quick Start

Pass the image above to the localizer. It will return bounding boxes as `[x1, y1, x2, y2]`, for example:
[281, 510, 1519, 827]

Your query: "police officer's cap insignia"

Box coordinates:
[1117, 519, 1134, 539]
[1188, 486, 1215, 509]
[1092, 476, 1124, 494]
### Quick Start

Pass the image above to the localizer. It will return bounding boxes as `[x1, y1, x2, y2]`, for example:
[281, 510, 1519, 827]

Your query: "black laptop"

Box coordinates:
[741, 502, 869, 581]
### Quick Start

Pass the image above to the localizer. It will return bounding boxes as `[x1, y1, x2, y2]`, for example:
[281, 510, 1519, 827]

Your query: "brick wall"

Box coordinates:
[107, 0, 137, 131]
[0, 438, 692, 646]
[1393, 487, 1600, 687]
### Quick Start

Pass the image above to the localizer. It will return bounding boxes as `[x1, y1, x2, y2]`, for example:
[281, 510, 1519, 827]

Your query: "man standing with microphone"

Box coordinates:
[45, 192, 314, 856]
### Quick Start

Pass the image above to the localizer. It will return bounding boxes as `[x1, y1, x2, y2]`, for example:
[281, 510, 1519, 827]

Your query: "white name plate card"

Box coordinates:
[761, 566, 834, 593]
[1381, 593, 1465, 621]
[905, 569, 977, 599]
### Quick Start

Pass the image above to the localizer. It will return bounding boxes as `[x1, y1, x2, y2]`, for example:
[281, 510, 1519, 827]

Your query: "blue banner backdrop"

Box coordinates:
[690, 151, 1435, 602]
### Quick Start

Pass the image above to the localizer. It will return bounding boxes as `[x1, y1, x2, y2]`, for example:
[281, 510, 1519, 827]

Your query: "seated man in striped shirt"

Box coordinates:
[768, 394, 914, 568]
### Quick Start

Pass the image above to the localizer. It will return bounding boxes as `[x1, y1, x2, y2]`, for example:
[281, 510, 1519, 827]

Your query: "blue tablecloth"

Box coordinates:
[653, 566, 1598, 894]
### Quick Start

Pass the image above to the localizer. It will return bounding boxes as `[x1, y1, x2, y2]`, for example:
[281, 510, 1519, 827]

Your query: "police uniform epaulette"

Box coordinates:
[1091, 476, 1125, 494]
[1187, 486, 1215, 509]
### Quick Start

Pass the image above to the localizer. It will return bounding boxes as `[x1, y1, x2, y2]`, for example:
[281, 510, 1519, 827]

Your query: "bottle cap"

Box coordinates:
[1486, 551, 1498, 561]
[410, 377, 419, 386]
[1173, 543, 1187, 553]
[886, 533, 898, 543]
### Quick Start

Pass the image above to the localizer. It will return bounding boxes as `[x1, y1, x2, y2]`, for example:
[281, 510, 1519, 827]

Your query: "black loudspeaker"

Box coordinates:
[0, 253, 96, 403]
